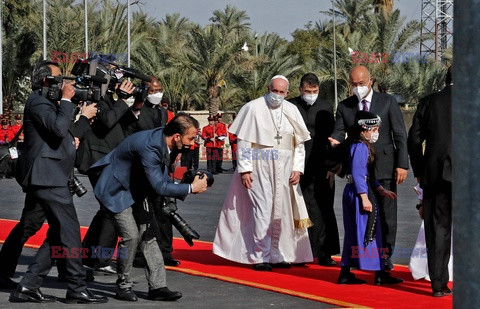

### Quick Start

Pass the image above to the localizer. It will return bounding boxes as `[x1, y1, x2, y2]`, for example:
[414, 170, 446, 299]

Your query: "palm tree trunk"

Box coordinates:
[207, 85, 221, 115]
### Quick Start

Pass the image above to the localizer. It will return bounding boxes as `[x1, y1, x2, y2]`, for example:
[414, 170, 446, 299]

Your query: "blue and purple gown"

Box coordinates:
[340, 142, 384, 271]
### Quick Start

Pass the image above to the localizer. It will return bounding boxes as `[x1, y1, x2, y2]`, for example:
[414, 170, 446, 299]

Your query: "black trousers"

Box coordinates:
[214, 148, 224, 172]
[0, 194, 47, 277]
[300, 173, 340, 258]
[180, 148, 199, 170]
[82, 173, 118, 268]
[375, 179, 397, 258]
[423, 181, 452, 292]
[206, 147, 216, 173]
[20, 186, 86, 293]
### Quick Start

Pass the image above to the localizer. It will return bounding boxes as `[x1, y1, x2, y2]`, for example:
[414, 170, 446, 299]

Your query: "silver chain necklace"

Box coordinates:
[268, 105, 284, 145]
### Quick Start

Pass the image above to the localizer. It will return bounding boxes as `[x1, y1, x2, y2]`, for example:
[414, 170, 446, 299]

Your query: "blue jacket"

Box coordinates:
[91, 128, 190, 213]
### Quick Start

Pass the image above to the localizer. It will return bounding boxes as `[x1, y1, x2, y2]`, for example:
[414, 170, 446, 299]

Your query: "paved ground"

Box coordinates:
[0, 161, 422, 308]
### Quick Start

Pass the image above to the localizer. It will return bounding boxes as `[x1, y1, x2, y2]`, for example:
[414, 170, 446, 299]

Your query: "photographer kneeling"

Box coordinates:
[89, 113, 208, 302]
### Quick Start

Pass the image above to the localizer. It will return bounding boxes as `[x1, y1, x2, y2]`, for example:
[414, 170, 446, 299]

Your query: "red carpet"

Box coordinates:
[0, 219, 452, 308]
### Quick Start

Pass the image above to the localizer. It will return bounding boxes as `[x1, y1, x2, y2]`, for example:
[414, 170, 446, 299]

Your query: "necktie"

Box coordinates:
[362, 99, 369, 112]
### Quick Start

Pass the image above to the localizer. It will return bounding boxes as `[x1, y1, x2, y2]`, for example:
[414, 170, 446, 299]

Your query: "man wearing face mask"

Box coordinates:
[290, 73, 340, 266]
[213, 75, 313, 271]
[330, 66, 409, 276]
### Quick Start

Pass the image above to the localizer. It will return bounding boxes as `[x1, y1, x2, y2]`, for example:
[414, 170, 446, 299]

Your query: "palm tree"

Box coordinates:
[373, 0, 394, 16]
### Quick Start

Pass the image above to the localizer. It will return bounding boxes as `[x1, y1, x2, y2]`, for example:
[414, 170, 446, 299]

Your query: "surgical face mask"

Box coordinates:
[369, 131, 379, 143]
[147, 92, 164, 105]
[353, 86, 370, 100]
[302, 93, 318, 105]
[266, 92, 284, 108]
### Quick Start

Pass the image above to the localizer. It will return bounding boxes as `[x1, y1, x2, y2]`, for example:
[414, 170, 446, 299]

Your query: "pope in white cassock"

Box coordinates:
[213, 75, 314, 271]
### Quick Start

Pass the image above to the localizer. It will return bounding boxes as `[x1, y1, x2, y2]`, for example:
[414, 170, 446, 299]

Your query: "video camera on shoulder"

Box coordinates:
[41, 74, 107, 104]
[81, 54, 151, 102]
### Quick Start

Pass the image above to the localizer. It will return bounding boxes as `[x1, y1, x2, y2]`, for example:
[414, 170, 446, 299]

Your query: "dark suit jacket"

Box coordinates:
[22, 91, 77, 187]
[122, 101, 168, 136]
[408, 86, 452, 188]
[90, 128, 190, 213]
[290, 96, 335, 177]
[331, 91, 409, 180]
[76, 93, 131, 174]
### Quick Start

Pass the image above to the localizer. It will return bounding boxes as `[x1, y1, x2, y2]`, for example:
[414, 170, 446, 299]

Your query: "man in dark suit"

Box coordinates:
[408, 68, 452, 297]
[330, 65, 408, 280]
[7, 61, 107, 303]
[290, 73, 340, 266]
[79, 73, 136, 274]
[90, 113, 208, 302]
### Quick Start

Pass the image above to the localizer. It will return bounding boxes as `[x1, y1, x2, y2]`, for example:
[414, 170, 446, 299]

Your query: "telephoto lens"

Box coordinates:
[161, 201, 200, 246]
[68, 175, 88, 197]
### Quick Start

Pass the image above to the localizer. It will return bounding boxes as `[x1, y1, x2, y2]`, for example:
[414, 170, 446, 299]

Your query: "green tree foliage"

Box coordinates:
[1, 0, 449, 115]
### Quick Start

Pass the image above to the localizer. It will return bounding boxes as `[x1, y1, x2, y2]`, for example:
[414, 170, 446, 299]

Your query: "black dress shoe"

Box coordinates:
[164, 257, 181, 267]
[271, 262, 291, 268]
[116, 287, 138, 301]
[337, 273, 367, 284]
[148, 287, 182, 301]
[66, 288, 108, 304]
[433, 287, 452, 297]
[253, 263, 272, 271]
[11, 284, 56, 303]
[384, 257, 394, 270]
[0, 276, 18, 289]
[318, 256, 337, 266]
[374, 271, 403, 285]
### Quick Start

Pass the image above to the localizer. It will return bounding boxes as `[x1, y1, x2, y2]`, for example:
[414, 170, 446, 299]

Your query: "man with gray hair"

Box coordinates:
[213, 75, 314, 271]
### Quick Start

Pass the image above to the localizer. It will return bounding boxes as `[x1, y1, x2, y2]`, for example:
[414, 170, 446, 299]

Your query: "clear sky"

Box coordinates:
[135, 0, 422, 40]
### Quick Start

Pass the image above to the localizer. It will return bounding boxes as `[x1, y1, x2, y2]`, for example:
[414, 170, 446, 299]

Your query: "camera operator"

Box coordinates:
[88, 113, 208, 302]
[0, 61, 107, 303]
[77, 61, 137, 275]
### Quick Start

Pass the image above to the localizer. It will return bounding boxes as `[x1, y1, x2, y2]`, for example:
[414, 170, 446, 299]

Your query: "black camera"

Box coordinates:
[160, 200, 200, 247]
[68, 175, 88, 197]
[181, 169, 214, 187]
[41, 75, 107, 104]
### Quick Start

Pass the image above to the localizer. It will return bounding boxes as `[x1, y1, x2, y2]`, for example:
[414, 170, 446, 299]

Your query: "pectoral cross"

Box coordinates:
[274, 131, 282, 145]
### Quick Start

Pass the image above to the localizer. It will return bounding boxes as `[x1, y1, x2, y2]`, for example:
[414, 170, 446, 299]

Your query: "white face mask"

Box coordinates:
[266, 92, 284, 108]
[302, 93, 318, 105]
[353, 86, 370, 100]
[369, 131, 379, 143]
[147, 92, 164, 105]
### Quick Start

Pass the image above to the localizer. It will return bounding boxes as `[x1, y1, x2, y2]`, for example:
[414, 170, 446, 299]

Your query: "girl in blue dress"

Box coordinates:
[337, 111, 401, 285]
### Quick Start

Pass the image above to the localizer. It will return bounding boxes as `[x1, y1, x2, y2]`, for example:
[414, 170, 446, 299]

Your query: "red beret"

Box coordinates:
[15, 115, 22, 120]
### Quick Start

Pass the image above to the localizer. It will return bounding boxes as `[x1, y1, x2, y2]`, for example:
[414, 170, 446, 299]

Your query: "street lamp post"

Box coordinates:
[332, 0, 338, 113]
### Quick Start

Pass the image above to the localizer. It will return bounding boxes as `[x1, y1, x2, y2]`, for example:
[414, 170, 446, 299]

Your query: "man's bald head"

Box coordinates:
[349, 66, 373, 99]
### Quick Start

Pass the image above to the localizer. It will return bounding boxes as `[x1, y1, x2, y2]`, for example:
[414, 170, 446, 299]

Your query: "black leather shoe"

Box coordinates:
[148, 287, 182, 301]
[433, 287, 452, 297]
[164, 257, 181, 267]
[384, 257, 394, 270]
[66, 288, 108, 304]
[11, 284, 56, 303]
[337, 273, 367, 284]
[271, 262, 291, 268]
[253, 263, 272, 271]
[0, 276, 17, 290]
[318, 256, 337, 266]
[116, 287, 138, 301]
[374, 272, 403, 285]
